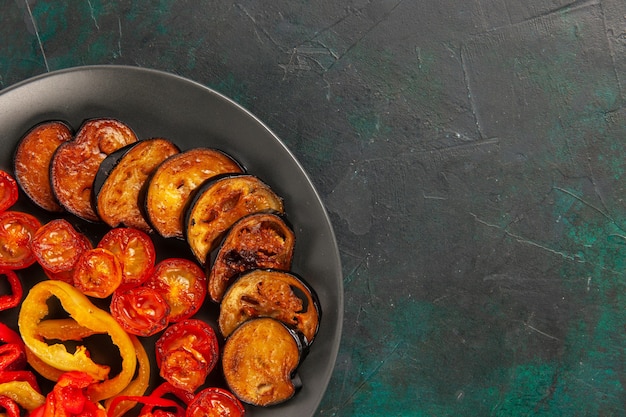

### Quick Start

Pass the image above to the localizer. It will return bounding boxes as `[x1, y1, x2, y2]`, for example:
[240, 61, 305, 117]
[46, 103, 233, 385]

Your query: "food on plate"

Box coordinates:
[0, 269, 23, 311]
[50, 118, 138, 222]
[18, 280, 137, 401]
[145, 147, 243, 239]
[0, 211, 41, 270]
[185, 174, 284, 265]
[219, 269, 320, 345]
[30, 371, 107, 416]
[208, 212, 295, 302]
[97, 227, 156, 289]
[93, 138, 180, 232]
[222, 317, 302, 407]
[155, 319, 219, 393]
[110, 286, 170, 337]
[187, 387, 245, 417]
[13, 121, 73, 212]
[144, 258, 207, 323]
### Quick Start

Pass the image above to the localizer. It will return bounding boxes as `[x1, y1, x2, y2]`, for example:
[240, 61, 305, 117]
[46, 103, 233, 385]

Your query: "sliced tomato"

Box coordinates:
[144, 258, 206, 322]
[72, 248, 123, 298]
[97, 227, 156, 288]
[0, 170, 19, 213]
[31, 219, 92, 273]
[0, 211, 41, 269]
[155, 319, 219, 393]
[110, 286, 170, 336]
[187, 387, 245, 417]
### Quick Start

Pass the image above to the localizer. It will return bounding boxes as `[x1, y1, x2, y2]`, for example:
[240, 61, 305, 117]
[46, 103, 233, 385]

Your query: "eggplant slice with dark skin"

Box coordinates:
[222, 317, 302, 407]
[184, 174, 284, 265]
[50, 118, 138, 222]
[14, 121, 74, 212]
[93, 138, 180, 232]
[144, 147, 244, 239]
[219, 269, 321, 346]
[208, 212, 295, 302]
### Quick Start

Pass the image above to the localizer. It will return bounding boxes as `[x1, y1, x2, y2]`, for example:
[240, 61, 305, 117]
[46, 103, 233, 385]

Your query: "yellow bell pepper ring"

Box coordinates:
[0, 380, 45, 411]
[17, 280, 137, 401]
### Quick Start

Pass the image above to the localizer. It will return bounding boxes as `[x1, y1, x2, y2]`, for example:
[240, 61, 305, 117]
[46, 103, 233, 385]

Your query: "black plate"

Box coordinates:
[0, 65, 343, 416]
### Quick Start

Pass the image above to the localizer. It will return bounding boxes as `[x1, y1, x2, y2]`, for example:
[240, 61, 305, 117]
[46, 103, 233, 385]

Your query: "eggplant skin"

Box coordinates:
[94, 138, 180, 232]
[222, 317, 302, 407]
[184, 174, 284, 265]
[13, 121, 73, 212]
[145, 147, 243, 239]
[50, 118, 138, 222]
[219, 269, 321, 345]
[208, 212, 294, 302]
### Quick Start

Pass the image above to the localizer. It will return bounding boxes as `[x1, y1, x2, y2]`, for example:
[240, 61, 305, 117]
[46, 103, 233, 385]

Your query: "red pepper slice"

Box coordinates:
[31, 219, 92, 274]
[0, 395, 21, 417]
[34, 371, 106, 417]
[110, 286, 170, 336]
[0, 171, 19, 213]
[187, 387, 245, 417]
[73, 248, 123, 298]
[0, 370, 40, 392]
[0, 344, 25, 372]
[148, 382, 195, 406]
[0, 269, 22, 311]
[144, 258, 206, 322]
[155, 319, 219, 393]
[0, 323, 22, 347]
[0, 211, 41, 269]
[98, 227, 156, 289]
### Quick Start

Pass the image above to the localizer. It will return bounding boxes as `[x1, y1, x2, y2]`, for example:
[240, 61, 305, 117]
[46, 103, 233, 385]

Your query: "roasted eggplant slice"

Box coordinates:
[222, 317, 302, 407]
[14, 121, 73, 212]
[219, 269, 320, 345]
[184, 174, 284, 265]
[50, 118, 138, 222]
[208, 212, 295, 302]
[145, 147, 243, 239]
[94, 138, 180, 232]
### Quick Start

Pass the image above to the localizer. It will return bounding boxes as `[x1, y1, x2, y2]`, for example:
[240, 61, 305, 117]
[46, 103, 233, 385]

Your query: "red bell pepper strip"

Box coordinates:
[0, 323, 23, 347]
[0, 343, 25, 372]
[0, 269, 22, 311]
[0, 395, 21, 417]
[107, 395, 184, 417]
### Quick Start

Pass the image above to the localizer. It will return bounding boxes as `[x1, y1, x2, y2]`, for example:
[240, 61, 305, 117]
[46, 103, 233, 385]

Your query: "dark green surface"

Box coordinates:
[2, 1, 626, 415]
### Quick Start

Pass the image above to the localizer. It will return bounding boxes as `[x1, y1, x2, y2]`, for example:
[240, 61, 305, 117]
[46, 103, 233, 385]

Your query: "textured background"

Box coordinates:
[2, 0, 626, 415]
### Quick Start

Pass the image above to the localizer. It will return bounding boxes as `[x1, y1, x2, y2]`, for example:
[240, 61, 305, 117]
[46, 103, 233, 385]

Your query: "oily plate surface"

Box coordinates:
[0, 65, 343, 417]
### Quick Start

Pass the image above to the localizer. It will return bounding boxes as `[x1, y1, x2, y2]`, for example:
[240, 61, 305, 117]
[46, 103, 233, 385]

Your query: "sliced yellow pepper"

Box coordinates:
[18, 280, 136, 402]
[0, 381, 45, 411]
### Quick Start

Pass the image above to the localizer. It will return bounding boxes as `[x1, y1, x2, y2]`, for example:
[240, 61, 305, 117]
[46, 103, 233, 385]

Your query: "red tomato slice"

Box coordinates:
[31, 219, 92, 273]
[97, 227, 156, 288]
[110, 286, 170, 336]
[144, 258, 206, 322]
[155, 319, 219, 393]
[187, 387, 245, 417]
[0, 171, 18, 213]
[0, 211, 41, 269]
[72, 248, 123, 298]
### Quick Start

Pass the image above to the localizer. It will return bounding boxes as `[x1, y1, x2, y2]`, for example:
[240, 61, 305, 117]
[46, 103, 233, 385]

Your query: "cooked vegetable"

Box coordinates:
[0, 211, 41, 270]
[186, 387, 245, 417]
[18, 280, 137, 402]
[13, 121, 73, 212]
[110, 286, 170, 337]
[0, 269, 22, 311]
[0, 171, 18, 214]
[185, 174, 284, 265]
[144, 258, 206, 322]
[221, 317, 301, 407]
[50, 118, 138, 222]
[155, 319, 219, 393]
[0, 395, 21, 417]
[208, 212, 294, 302]
[219, 269, 320, 345]
[31, 219, 92, 274]
[97, 227, 156, 289]
[145, 148, 243, 239]
[31, 371, 106, 417]
[94, 138, 180, 232]
[0, 380, 45, 412]
[72, 248, 123, 298]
